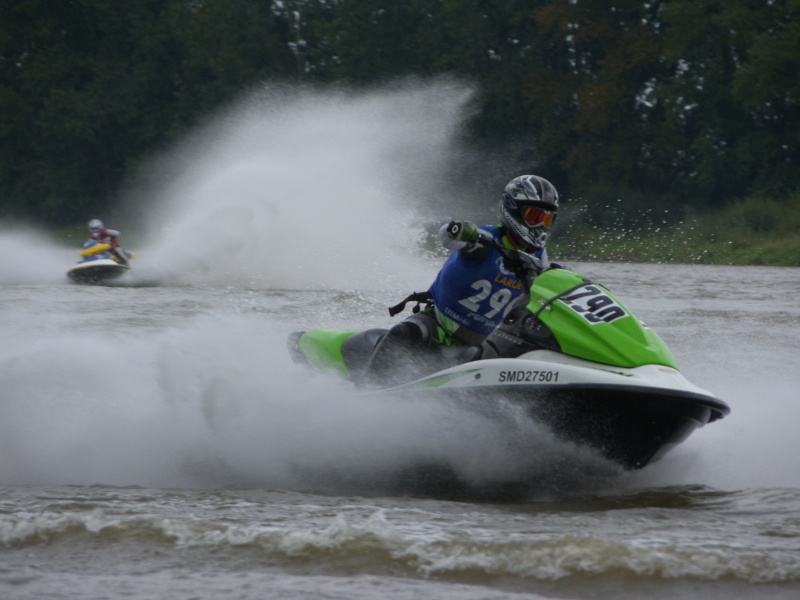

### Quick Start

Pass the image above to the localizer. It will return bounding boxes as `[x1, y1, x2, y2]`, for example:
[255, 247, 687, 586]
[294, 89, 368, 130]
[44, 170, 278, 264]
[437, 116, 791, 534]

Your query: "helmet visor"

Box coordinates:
[522, 206, 555, 229]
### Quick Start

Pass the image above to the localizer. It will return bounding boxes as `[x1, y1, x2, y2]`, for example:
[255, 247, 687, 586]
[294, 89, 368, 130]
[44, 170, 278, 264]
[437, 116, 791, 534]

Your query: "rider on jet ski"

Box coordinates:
[362, 174, 559, 385]
[83, 219, 130, 265]
[87, 219, 121, 248]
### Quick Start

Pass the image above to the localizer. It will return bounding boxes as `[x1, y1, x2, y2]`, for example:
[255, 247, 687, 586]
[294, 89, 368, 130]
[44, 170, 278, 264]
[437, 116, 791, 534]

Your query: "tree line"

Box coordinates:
[1, 0, 797, 226]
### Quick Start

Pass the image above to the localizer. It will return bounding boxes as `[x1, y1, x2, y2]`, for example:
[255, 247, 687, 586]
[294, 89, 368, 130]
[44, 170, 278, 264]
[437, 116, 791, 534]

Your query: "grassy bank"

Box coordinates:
[550, 193, 800, 267]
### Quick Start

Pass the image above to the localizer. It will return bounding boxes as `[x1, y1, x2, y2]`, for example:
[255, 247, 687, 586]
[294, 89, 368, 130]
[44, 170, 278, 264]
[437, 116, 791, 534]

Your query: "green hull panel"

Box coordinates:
[528, 269, 678, 369]
[297, 328, 358, 377]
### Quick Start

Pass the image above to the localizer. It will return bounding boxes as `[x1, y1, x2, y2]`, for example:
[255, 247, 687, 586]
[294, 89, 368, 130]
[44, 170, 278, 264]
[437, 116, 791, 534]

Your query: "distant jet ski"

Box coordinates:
[66, 241, 134, 285]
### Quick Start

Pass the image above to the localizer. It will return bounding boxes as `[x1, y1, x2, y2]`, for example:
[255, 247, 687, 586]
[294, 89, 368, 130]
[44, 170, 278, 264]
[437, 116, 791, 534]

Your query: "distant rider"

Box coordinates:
[87, 219, 121, 249]
[361, 174, 560, 385]
[83, 218, 131, 265]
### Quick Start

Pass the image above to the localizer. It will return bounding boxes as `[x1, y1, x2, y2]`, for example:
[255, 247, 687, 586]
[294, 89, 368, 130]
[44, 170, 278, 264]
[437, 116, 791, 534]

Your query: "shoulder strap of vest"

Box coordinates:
[388, 291, 433, 317]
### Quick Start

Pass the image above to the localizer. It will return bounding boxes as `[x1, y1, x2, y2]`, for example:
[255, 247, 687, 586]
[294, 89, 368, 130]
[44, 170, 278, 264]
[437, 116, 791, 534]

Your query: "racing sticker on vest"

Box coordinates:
[559, 285, 628, 324]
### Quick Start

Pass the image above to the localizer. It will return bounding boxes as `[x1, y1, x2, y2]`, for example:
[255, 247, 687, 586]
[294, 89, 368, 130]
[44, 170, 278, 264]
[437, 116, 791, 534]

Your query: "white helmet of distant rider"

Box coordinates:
[500, 175, 559, 250]
[88, 219, 104, 235]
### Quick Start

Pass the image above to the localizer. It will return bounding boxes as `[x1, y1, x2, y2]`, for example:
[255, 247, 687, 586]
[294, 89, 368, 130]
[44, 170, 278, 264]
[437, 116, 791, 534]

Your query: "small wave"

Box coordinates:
[3, 500, 798, 585]
[0, 511, 178, 549]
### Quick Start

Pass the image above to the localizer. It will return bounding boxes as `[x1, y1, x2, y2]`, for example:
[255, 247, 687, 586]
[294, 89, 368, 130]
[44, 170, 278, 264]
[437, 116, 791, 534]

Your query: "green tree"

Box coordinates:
[414, 0, 549, 140]
[0, 0, 109, 221]
[526, 0, 666, 195]
[3, 0, 797, 226]
[729, 0, 800, 197]
[170, 0, 295, 119]
[0, 0, 295, 225]
[657, 0, 799, 205]
[316, 0, 428, 82]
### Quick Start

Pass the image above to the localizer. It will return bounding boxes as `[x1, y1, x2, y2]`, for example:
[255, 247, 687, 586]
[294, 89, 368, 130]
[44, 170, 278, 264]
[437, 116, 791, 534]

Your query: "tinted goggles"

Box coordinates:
[522, 206, 556, 228]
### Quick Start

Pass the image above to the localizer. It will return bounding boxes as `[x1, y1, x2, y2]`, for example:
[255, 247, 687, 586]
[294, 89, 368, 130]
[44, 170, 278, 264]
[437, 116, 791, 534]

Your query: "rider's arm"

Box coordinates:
[439, 221, 492, 258]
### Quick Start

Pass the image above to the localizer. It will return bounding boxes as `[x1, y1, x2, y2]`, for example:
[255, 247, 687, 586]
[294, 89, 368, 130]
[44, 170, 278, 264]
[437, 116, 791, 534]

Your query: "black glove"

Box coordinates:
[445, 220, 479, 244]
[503, 250, 541, 279]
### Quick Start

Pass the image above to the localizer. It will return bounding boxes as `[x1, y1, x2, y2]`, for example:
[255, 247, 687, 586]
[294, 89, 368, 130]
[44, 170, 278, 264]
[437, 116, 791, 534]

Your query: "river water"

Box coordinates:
[1, 253, 798, 600]
[2, 83, 799, 599]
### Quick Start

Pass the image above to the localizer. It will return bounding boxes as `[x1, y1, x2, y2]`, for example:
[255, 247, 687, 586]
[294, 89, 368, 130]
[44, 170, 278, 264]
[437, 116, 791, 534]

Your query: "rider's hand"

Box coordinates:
[503, 249, 543, 277]
[445, 220, 479, 244]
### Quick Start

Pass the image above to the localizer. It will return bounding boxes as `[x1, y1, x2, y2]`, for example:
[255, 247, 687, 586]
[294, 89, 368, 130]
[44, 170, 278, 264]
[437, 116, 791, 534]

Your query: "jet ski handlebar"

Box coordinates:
[474, 230, 540, 288]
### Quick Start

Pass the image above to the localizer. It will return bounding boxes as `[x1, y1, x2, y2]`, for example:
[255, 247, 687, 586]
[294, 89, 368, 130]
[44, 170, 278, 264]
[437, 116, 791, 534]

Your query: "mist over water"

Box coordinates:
[4, 81, 485, 289]
[123, 81, 486, 292]
[1, 81, 798, 499]
[1, 304, 615, 494]
[0, 227, 75, 284]
[0, 80, 557, 494]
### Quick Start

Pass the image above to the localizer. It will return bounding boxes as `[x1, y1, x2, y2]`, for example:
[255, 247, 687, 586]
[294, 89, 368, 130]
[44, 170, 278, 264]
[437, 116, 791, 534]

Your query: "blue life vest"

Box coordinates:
[427, 225, 542, 338]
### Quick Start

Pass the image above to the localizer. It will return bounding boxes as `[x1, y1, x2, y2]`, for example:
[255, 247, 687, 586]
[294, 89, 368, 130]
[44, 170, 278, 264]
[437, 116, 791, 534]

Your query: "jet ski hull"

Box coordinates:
[382, 353, 729, 469]
[67, 259, 129, 284]
[408, 384, 722, 469]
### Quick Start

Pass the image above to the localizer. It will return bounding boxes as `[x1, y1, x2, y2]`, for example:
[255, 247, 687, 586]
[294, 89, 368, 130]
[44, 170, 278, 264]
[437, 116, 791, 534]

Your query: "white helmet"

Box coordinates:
[500, 175, 559, 249]
[88, 219, 104, 234]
